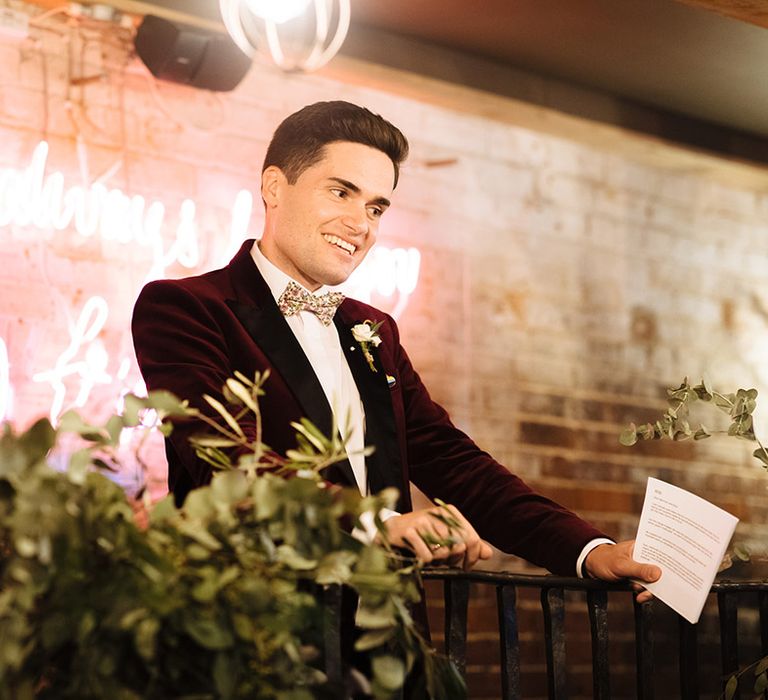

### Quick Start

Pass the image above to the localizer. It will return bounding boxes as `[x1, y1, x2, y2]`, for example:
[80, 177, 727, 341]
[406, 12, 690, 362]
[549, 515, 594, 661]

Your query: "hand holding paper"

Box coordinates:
[584, 541, 661, 602]
[633, 477, 739, 623]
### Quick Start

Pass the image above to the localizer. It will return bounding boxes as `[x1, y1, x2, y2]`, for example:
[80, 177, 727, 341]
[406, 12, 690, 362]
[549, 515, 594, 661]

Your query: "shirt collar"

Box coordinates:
[250, 240, 332, 304]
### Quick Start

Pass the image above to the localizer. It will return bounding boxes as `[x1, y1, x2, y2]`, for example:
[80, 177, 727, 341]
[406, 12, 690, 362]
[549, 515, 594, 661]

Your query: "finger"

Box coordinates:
[427, 511, 457, 545]
[615, 540, 661, 583]
[635, 589, 654, 604]
[428, 542, 452, 561]
[620, 561, 662, 584]
[464, 540, 481, 569]
[460, 542, 493, 572]
[418, 517, 452, 552]
[446, 551, 467, 568]
[412, 520, 453, 561]
[439, 505, 482, 561]
[402, 532, 434, 563]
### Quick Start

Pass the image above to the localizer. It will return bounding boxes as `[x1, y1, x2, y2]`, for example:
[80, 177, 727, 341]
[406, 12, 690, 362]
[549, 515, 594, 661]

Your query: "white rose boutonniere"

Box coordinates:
[351, 320, 383, 372]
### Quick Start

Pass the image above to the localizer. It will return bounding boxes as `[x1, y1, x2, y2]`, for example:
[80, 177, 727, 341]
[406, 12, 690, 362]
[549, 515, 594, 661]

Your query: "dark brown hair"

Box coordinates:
[262, 101, 409, 188]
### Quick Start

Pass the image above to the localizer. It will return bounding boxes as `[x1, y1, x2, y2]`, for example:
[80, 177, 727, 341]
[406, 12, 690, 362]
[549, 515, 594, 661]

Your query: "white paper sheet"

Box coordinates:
[633, 477, 738, 624]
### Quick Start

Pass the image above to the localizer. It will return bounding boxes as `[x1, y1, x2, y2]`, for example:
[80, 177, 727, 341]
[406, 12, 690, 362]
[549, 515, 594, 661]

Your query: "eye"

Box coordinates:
[330, 187, 348, 199]
[367, 205, 384, 219]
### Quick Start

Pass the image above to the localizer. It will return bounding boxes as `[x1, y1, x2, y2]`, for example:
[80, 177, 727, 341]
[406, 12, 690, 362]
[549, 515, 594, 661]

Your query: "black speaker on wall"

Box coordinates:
[134, 15, 252, 92]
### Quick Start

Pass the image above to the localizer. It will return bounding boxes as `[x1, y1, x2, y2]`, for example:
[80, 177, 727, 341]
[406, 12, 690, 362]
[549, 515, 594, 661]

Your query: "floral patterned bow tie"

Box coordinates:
[277, 281, 345, 326]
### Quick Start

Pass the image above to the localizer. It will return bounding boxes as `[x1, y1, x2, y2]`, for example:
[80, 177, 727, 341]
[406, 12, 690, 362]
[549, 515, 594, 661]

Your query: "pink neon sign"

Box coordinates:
[0, 141, 251, 282]
[1, 140, 422, 428]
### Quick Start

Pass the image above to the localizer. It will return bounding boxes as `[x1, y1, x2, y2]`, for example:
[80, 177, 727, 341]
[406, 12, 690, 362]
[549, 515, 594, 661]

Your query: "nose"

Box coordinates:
[340, 207, 368, 235]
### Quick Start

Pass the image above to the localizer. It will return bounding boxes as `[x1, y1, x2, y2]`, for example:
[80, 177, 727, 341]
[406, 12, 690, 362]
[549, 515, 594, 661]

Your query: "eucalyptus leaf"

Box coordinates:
[143, 390, 189, 415]
[211, 470, 249, 505]
[149, 495, 178, 523]
[354, 627, 395, 651]
[356, 602, 397, 629]
[122, 393, 145, 426]
[176, 520, 222, 551]
[192, 436, 239, 448]
[714, 392, 736, 411]
[619, 425, 638, 446]
[733, 543, 751, 562]
[276, 545, 318, 570]
[316, 551, 356, 584]
[105, 414, 124, 445]
[67, 448, 92, 485]
[183, 616, 235, 650]
[754, 446, 768, 468]
[134, 617, 159, 661]
[18, 418, 56, 459]
[290, 420, 326, 452]
[225, 378, 260, 414]
[755, 671, 768, 694]
[203, 395, 245, 438]
[59, 410, 106, 442]
[372, 654, 405, 691]
[693, 426, 711, 440]
[213, 651, 238, 699]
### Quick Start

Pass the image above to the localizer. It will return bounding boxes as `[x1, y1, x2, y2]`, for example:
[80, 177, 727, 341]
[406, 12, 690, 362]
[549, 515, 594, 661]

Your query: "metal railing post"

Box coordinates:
[444, 577, 470, 679]
[587, 588, 611, 699]
[541, 586, 568, 700]
[497, 584, 521, 700]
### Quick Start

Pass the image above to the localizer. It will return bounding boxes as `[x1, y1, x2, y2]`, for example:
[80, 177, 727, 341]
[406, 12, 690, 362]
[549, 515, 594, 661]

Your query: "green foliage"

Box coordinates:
[0, 373, 463, 699]
[721, 655, 768, 700]
[620, 378, 768, 470]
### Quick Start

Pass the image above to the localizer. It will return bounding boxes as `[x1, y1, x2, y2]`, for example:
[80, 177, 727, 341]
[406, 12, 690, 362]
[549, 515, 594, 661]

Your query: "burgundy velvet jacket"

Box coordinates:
[132, 240, 607, 575]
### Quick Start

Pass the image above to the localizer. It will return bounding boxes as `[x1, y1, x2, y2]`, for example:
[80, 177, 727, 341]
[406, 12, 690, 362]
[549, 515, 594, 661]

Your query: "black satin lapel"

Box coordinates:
[228, 299, 357, 488]
[335, 317, 407, 510]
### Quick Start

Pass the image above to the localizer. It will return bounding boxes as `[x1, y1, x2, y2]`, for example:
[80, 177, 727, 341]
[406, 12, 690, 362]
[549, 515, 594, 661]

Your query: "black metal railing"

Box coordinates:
[422, 570, 768, 700]
[322, 570, 768, 699]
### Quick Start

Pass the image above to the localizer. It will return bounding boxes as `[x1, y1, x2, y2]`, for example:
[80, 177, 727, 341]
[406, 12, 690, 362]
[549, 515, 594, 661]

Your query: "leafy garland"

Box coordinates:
[620, 377, 768, 468]
[0, 372, 464, 699]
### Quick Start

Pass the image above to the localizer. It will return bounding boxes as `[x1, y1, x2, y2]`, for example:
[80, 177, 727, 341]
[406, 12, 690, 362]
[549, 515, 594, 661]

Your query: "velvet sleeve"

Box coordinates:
[131, 279, 257, 494]
[380, 315, 608, 576]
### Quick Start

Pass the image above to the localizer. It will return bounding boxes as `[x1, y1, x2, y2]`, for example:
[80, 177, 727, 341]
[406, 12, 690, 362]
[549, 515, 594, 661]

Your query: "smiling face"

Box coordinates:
[259, 141, 395, 291]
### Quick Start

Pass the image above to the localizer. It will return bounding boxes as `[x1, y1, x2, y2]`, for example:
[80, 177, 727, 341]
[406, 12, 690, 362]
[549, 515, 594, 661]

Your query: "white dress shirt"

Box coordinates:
[251, 242, 368, 494]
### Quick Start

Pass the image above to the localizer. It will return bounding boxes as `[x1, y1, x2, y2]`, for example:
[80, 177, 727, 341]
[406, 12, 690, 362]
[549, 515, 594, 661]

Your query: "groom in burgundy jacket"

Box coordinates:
[132, 100, 659, 588]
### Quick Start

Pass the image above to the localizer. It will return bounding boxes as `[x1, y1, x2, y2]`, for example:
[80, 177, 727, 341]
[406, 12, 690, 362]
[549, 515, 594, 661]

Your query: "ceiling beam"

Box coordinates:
[678, 0, 768, 30]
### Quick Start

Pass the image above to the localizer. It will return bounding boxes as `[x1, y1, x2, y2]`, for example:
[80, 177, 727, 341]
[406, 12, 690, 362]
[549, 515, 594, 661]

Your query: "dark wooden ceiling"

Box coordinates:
[30, 0, 768, 141]
[347, 0, 768, 139]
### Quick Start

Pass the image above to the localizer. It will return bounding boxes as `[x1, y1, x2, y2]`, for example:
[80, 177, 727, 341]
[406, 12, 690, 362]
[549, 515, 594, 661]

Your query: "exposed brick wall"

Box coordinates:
[2, 5, 768, 698]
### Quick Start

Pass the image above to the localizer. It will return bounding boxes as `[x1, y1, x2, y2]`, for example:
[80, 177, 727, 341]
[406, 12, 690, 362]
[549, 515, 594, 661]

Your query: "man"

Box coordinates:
[132, 101, 659, 592]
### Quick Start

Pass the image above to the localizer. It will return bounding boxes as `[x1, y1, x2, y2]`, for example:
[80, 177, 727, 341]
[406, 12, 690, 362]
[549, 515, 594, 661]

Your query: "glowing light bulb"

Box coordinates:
[244, 0, 311, 24]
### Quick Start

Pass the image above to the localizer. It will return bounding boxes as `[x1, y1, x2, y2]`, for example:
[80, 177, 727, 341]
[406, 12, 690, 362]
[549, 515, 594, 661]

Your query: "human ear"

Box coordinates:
[261, 166, 284, 208]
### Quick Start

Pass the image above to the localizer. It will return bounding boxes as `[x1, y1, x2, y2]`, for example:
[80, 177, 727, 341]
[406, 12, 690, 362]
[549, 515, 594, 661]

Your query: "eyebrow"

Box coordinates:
[328, 177, 391, 209]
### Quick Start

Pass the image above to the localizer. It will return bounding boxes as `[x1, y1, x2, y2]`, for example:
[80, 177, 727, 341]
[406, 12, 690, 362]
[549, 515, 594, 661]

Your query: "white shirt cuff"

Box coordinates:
[576, 538, 615, 578]
[352, 508, 400, 544]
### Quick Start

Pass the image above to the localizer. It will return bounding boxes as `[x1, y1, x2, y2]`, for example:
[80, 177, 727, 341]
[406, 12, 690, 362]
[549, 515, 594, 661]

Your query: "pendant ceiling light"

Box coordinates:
[219, 0, 350, 72]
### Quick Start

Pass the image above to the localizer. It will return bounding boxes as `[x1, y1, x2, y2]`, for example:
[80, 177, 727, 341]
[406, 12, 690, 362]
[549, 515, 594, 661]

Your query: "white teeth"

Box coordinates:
[323, 234, 356, 255]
